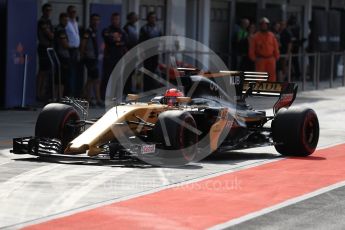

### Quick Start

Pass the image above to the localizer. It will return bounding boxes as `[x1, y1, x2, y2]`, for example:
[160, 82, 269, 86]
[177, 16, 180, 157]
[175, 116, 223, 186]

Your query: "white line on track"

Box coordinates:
[0, 164, 64, 225]
[0, 161, 11, 166]
[45, 168, 133, 214]
[9, 156, 282, 229]
[156, 168, 170, 185]
[209, 180, 345, 230]
[0, 164, 63, 199]
[3, 142, 345, 229]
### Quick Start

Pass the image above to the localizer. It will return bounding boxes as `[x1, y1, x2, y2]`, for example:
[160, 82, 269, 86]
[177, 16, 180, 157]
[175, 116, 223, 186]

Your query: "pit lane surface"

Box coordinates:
[0, 87, 345, 229]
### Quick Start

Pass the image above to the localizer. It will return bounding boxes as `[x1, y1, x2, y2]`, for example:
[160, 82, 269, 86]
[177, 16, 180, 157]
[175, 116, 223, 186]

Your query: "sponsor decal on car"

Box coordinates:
[141, 144, 156, 154]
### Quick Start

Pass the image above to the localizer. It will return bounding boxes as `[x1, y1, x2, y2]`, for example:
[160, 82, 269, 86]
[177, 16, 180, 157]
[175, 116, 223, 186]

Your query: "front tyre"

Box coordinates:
[35, 103, 80, 149]
[153, 110, 198, 166]
[272, 107, 319, 156]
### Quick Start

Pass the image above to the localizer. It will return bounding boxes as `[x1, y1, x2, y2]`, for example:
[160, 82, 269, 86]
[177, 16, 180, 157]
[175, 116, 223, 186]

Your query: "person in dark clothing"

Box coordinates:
[287, 16, 305, 80]
[280, 21, 292, 56]
[139, 12, 162, 92]
[238, 20, 255, 71]
[123, 12, 139, 95]
[101, 12, 128, 99]
[237, 18, 250, 71]
[306, 20, 315, 81]
[272, 21, 281, 42]
[279, 21, 292, 81]
[54, 13, 70, 97]
[123, 12, 139, 50]
[139, 12, 162, 42]
[81, 14, 103, 106]
[245, 23, 256, 71]
[272, 21, 281, 80]
[231, 23, 240, 69]
[37, 3, 54, 101]
[66, 5, 82, 97]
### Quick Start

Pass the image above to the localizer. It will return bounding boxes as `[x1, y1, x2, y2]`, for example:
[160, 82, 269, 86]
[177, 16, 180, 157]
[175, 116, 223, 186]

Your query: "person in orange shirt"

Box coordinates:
[249, 17, 280, 81]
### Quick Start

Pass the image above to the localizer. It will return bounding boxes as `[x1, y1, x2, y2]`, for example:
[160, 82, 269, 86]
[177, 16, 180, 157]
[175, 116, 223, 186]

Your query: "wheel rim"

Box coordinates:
[303, 112, 318, 150]
[61, 111, 79, 145]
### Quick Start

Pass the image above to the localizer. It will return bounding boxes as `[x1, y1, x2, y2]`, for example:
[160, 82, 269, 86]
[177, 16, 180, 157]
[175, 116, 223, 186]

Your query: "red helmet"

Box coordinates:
[164, 88, 184, 97]
[163, 88, 184, 106]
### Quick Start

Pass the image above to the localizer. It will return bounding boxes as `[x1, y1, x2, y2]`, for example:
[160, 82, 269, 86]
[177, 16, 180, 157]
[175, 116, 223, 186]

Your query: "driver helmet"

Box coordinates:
[163, 88, 184, 106]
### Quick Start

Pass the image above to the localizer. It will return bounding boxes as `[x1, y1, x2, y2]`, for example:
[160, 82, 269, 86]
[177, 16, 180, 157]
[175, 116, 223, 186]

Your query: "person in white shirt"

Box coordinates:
[65, 5, 81, 97]
[66, 5, 80, 48]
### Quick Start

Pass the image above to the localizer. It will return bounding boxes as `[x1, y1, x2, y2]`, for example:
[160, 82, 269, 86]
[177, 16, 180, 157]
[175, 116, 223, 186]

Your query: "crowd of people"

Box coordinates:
[36, 3, 162, 106]
[233, 16, 303, 82]
[36, 3, 305, 106]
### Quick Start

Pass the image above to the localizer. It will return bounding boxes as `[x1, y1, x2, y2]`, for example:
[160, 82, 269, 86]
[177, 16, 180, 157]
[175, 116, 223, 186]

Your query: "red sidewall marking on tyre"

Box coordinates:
[24, 144, 345, 230]
[60, 111, 79, 139]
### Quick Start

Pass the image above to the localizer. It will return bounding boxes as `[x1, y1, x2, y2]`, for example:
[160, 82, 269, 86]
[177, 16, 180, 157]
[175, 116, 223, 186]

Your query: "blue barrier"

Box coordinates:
[5, 0, 37, 108]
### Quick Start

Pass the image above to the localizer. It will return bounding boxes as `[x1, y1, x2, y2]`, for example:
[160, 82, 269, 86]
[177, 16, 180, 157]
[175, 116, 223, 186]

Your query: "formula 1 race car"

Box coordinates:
[12, 69, 319, 166]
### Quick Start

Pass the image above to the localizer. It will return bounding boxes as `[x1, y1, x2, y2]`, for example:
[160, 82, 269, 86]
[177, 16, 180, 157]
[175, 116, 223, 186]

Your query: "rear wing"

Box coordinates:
[204, 71, 298, 114]
[242, 79, 298, 114]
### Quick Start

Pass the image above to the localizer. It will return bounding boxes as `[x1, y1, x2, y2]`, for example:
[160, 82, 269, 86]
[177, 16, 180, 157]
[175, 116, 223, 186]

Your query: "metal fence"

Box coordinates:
[50, 48, 345, 101]
[211, 51, 345, 92]
[283, 52, 345, 91]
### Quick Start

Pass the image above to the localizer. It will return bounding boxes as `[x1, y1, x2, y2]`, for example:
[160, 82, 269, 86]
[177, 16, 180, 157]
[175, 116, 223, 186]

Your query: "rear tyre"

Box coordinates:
[153, 110, 198, 166]
[272, 107, 319, 156]
[35, 103, 80, 149]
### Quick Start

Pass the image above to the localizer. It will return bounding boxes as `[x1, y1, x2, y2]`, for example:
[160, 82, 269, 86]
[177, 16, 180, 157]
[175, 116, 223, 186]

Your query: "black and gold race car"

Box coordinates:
[12, 69, 319, 166]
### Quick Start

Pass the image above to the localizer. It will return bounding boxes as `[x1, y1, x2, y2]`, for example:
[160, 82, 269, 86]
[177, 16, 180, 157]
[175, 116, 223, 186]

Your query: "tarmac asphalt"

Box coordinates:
[0, 86, 345, 229]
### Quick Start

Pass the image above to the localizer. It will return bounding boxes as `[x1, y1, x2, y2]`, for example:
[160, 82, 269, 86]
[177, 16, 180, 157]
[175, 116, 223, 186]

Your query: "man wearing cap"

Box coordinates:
[249, 17, 280, 81]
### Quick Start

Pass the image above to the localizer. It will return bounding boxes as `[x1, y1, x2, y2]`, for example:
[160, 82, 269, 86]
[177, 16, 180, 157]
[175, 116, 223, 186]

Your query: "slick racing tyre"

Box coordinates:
[153, 110, 198, 166]
[35, 103, 80, 148]
[272, 107, 319, 157]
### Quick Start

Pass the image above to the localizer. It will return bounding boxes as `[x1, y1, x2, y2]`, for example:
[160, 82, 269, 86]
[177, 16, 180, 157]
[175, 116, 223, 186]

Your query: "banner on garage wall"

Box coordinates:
[328, 10, 341, 52]
[5, 0, 37, 108]
[90, 3, 122, 78]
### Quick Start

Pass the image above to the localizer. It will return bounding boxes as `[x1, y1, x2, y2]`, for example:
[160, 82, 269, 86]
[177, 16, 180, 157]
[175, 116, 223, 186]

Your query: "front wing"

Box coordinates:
[11, 136, 157, 160]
